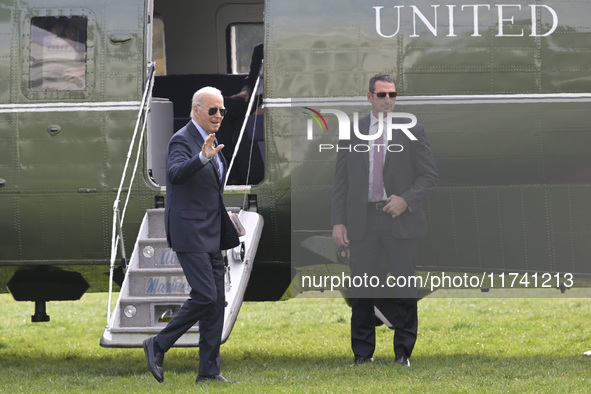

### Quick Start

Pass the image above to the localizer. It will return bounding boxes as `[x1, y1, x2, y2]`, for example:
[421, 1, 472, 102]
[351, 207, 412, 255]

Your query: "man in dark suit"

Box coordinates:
[231, 42, 264, 105]
[331, 73, 438, 367]
[223, 43, 265, 185]
[143, 86, 239, 384]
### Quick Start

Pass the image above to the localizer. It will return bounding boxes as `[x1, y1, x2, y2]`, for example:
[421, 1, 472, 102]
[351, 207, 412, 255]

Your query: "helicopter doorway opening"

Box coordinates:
[146, 77, 265, 188]
[144, 5, 265, 188]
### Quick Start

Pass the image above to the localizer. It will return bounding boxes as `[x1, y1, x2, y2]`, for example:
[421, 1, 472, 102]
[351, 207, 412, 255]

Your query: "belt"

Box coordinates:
[368, 201, 387, 211]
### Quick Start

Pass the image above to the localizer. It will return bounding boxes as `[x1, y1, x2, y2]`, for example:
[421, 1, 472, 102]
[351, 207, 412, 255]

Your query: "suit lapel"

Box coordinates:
[384, 118, 412, 168]
[384, 129, 393, 167]
[187, 121, 204, 152]
[358, 115, 371, 172]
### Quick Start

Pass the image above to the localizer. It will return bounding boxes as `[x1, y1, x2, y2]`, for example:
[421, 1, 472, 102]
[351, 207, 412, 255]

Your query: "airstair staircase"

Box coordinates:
[100, 208, 263, 347]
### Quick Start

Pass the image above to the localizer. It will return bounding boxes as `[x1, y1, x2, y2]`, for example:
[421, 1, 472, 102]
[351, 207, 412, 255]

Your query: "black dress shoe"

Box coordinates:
[143, 337, 164, 382]
[195, 374, 240, 384]
[351, 356, 374, 366]
[395, 355, 411, 367]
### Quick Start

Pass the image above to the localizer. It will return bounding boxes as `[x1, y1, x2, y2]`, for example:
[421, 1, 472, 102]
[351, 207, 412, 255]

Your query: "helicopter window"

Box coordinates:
[30, 16, 87, 91]
[152, 15, 167, 76]
[227, 23, 263, 74]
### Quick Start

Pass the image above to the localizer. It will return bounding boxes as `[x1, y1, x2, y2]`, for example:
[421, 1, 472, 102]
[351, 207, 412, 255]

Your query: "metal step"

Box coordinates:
[117, 297, 188, 328]
[110, 326, 199, 334]
[125, 268, 188, 298]
[100, 329, 200, 348]
[137, 238, 180, 268]
[146, 208, 166, 239]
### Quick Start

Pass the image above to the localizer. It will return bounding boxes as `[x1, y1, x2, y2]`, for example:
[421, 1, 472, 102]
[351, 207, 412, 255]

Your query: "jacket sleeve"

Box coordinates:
[330, 141, 349, 226]
[166, 134, 207, 185]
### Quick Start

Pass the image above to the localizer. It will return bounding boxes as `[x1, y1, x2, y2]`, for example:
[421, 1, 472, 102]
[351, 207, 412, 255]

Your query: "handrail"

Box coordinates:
[106, 63, 156, 329]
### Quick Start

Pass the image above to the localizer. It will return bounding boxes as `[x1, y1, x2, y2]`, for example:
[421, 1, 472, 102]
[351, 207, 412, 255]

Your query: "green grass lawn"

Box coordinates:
[1, 290, 591, 392]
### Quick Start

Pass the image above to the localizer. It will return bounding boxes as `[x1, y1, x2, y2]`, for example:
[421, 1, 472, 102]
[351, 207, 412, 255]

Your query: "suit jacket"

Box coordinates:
[165, 121, 230, 253]
[331, 114, 438, 240]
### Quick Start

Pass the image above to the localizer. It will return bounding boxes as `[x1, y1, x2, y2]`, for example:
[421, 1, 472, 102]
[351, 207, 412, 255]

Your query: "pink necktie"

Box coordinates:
[372, 129, 384, 201]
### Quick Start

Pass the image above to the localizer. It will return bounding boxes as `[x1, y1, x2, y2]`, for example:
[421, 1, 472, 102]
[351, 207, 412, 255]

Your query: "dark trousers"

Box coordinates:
[155, 251, 225, 376]
[349, 208, 419, 359]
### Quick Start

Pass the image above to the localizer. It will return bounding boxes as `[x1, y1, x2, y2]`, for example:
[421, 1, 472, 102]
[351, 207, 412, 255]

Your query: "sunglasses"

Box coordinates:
[373, 91, 397, 98]
[199, 105, 227, 116]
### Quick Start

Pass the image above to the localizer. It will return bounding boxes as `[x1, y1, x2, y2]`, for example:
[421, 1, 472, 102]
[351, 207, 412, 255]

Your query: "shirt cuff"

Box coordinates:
[199, 152, 210, 164]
